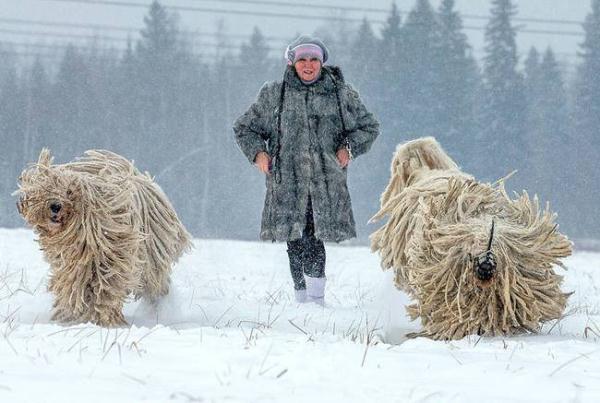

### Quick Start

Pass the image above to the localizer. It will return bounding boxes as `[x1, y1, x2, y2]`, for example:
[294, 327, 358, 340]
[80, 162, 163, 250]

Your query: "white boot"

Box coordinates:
[294, 289, 307, 303]
[305, 276, 326, 305]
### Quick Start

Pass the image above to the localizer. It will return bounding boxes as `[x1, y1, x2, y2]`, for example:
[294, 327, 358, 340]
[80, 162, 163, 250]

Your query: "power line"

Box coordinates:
[0, 29, 287, 54]
[0, 17, 290, 42]
[182, 0, 389, 15]
[0, 38, 278, 54]
[0, 43, 123, 60]
[182, 0, 586, 27]
[34, 0, 585, 37]
[0, 24, 583, 63]
[37, 0, 374, 23]
[0, 17, 138, 33]
[0, 4, 586, 64]
[0, 27, 260, 44]
[1, 34, 581, 65]
[1, 49, 64, 60]
[0, 28, 129, 43]
[0, 46, 224, 63]
[1, 40, 110, 51]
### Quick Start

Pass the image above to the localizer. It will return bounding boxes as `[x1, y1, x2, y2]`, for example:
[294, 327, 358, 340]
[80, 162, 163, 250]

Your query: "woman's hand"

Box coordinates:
[336, 148, 350, 168]
[254, 151, 271, 174]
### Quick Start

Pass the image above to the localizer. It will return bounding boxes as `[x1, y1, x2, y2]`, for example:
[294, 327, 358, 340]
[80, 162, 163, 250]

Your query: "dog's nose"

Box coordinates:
[50, 202, 62, 214]
[474, 251, 497, 282]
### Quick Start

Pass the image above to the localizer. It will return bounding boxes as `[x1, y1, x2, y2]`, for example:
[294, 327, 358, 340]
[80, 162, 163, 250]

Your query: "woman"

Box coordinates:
[233, 35, 379, 304]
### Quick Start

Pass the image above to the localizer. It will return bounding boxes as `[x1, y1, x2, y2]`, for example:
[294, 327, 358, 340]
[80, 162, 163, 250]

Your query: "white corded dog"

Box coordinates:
[16, 149, 192, 326]
[371, 137, 572, 340]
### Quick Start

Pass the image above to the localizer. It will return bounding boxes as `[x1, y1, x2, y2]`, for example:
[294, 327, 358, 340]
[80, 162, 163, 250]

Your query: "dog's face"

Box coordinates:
[429, 220, 499, 289]
[17, 168, 79, 236]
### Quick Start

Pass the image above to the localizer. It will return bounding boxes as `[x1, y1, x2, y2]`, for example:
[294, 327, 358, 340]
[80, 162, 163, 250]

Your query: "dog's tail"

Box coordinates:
[378, 137, 459, 208]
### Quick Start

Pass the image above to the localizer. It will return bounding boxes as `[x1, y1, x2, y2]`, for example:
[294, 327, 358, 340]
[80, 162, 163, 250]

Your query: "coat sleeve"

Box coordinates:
[233, 82, 275, 164]
[340, 84, 380, 159]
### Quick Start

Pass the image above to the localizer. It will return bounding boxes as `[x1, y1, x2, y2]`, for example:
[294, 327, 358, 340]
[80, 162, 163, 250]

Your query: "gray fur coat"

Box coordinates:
[233, 66, 379, 242]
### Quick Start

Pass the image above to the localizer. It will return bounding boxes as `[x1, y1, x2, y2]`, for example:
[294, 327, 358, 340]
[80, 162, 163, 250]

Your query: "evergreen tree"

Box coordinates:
[376, 3, 404, 148]
[23, 58, 51, 162]
[0, 67, 25, 226]
[51, 45, 93, 160]
[85, 46, 121, 151]
[523, 47, 541, 175]
[524, 47, 541, 92]
[345, 18, 383, 237]
[239, 27, 269, 66]
[570, 0, 600, 237]
[314, 19, 353, 68]
[402, 0, 442, 137]
[347, 5, 406, 239]
[237, 27, 275, 96]
[524, 48, 568, 205]
[380, 3, 403, 63]
[111, 39, 141, 157]
[436, 0, 480, 165]
[348, 18, 378, 91]
[574, 0, 600, 149]
[481, 0, 526, 182]
[134, 0, 184, 173]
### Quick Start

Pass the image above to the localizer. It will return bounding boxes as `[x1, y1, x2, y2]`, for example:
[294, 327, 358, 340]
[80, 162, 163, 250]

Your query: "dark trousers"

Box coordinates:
[286, 198, 326, 290]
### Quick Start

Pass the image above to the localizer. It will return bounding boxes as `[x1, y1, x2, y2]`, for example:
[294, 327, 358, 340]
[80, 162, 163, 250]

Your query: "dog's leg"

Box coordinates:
[90, 304, 127, 327]
[136, 241, 172, 303]
[139, 266, 171, 303]
[90, 278, 131, 327]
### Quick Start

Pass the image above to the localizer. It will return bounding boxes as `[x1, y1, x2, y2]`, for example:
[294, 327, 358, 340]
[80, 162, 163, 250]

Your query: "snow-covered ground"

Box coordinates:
[1, 228, 599, 403]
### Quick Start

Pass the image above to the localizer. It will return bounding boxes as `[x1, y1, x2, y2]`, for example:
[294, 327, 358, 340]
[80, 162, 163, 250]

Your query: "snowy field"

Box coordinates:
[1, 228, 599, 403]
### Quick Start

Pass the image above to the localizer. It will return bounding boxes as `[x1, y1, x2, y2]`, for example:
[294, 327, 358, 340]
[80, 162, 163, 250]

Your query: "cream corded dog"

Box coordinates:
[16, 149, 192, 327]
[371, 137, 572, 340]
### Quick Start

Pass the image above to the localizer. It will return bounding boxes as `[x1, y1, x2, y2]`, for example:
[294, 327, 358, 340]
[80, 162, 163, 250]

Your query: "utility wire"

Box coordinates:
[0, 26, 287, 44]
[0, 17, 291, 41]
[37, 0, 375, 23]
[0, 38, 277, 52]
[0, 28, 128, 42]
[0, 17, 138, 32]
[1, 36, 580, 62]
[181, 0, 586, 26]
[33, 0, 585, 36]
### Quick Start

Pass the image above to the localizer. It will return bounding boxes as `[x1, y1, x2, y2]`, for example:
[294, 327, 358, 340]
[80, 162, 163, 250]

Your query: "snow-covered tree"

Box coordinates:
[574, 0, 600, 147]
[481, 0, 526, 181]
[0, 67, 25, 226]
[569, 0, 600, 237]
[20, 59, 49, 163]
[524, 48, 569, 202]
[436, 0, 480, 165]
[377, 2, 404, 133]
[133, 1, 188, 171]
[402, 0, 442, 137]
[348, 18, 378, 91]
[52, 45, 94, 159]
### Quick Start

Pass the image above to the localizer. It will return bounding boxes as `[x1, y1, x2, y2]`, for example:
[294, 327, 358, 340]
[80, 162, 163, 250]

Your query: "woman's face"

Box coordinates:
[294, 57, 322, 82]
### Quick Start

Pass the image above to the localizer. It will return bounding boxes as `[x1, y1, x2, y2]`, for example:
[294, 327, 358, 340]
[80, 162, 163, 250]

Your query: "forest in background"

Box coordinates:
[1, 0, 599, 241]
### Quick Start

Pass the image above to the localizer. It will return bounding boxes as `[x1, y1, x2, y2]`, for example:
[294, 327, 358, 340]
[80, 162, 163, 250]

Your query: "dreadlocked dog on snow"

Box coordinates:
[370, 137, 572, 340]
[16, 149, 192, 327]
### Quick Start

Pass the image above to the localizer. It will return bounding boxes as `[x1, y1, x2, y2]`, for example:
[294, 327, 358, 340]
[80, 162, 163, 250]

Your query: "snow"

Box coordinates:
[1, 228, 599, 402]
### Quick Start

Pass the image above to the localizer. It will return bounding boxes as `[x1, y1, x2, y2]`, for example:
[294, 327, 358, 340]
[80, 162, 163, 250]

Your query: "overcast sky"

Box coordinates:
[1, 0, 592, 70]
